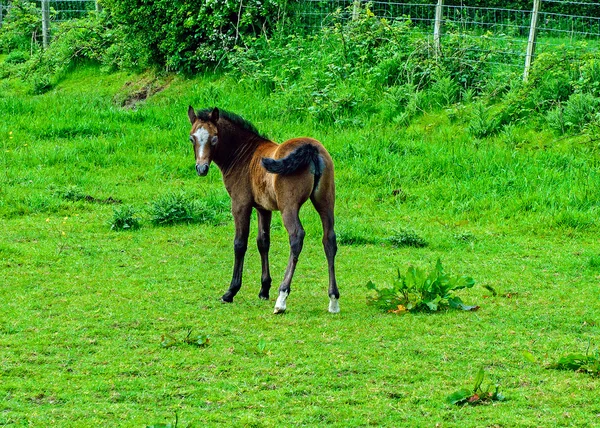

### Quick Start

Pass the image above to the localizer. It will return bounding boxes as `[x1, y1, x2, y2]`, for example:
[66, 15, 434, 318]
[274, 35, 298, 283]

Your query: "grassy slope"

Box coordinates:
[1, 67, 600, 427]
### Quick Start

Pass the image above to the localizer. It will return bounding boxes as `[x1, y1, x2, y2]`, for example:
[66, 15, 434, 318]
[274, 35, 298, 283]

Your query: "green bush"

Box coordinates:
[0, 0, 41, 53]
[102, 0, 287, 73]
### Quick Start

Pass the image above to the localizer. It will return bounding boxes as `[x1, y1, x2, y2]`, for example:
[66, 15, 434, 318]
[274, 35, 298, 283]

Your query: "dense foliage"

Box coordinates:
[1, 0, 600, 138]
[101, 0, 287, 73]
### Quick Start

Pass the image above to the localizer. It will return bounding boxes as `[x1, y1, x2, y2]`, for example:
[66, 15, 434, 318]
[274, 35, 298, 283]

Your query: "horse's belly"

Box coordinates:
[254, 192, 278, 211]
[253, 175, 279, 211]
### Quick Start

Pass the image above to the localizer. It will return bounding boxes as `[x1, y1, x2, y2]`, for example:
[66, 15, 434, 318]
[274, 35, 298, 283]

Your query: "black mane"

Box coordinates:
[197, 108, 268, 140]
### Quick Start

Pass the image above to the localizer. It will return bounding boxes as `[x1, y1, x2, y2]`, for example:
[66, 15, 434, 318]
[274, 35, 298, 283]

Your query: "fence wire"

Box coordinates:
[0, 0, 96, 26]
[296, 0, 600, 71]
[49, 0, 97, 22]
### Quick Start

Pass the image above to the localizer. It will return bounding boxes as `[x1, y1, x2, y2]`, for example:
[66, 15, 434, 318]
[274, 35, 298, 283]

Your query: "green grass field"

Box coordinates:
[1, 66, 600, 427]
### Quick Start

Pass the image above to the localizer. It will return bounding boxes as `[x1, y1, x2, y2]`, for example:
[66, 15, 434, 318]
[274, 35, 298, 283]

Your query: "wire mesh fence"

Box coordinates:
[0, 0, 96, 27]
[295, 0, 600, 75]
[48, 0, 97, 22]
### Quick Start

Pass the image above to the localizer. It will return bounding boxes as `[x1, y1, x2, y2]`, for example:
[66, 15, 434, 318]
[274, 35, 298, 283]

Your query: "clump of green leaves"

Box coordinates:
[110, 205, 141, 231]
[149, 192, 228, 226]
[366, 259, 477, 313]
[388, 228, 427, 248]
[548, 348, 600, 376]
[149, 193, 200, 225]
[447, 368, 505, 406]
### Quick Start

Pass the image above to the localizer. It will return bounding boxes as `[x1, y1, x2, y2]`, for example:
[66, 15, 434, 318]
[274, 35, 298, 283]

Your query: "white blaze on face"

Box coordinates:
[193, 127, 210, 159]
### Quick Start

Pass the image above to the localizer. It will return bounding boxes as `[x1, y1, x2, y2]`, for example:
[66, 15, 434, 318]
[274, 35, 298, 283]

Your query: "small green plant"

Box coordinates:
[388, 228, 427, 248]
[56, 185, 87, 202]
[548, 347, 600, 376]
[366, 259, 477, 313]
[468, 102, 499, 138]
[149, 193, 198, 225]
[160, 329, 210, 349]
[257, 339, 268, 354]
[110, 205, 141, 231]
[446, 368, 505, 406]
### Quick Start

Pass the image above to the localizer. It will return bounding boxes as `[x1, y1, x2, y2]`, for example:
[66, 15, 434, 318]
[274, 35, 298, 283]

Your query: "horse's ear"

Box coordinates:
[188, 105, 197, 124]
[210, 107, 219, 123]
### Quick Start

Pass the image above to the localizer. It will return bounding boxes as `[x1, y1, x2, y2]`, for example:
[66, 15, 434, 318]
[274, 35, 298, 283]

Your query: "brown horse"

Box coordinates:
[187, 106, 339, 314]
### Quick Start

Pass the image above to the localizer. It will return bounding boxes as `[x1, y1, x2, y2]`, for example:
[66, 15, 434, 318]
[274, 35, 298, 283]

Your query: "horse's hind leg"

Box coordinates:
[221, 204, 251, 303]
[274, 208, 305, 314]
[312, 196, 340, 313]
[256, 208, 272, 300]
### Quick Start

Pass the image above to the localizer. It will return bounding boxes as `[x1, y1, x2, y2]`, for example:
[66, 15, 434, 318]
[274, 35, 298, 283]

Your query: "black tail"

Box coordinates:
[262, 144, 325, 190]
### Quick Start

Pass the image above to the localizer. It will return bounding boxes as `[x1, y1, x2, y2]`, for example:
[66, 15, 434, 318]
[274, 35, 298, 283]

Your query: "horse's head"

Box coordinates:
[187, 106, 219, 177]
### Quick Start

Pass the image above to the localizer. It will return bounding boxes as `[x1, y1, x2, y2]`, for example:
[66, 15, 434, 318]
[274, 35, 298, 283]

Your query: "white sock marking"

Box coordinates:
[274, 291, 289, 314]
[329, 297, 340, 314]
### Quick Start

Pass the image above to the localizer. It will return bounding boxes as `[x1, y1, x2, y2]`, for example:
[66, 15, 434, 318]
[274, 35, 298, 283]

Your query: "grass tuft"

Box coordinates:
[110, 205, 141, 231]
[389, 228, 428, 248]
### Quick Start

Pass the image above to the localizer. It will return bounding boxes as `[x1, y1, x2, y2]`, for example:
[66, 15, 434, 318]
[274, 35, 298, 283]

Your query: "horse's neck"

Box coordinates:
[214, 127, 263, 175]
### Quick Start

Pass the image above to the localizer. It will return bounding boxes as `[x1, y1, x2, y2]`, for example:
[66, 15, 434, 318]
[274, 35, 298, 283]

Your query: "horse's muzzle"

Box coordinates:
[196, 163, 209, 176]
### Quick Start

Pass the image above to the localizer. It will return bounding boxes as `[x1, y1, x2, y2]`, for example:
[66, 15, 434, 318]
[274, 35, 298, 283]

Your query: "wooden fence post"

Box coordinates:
[41, 0, 50, 49]
[434, 0, 444, 56]
[523, 0, 541, 81]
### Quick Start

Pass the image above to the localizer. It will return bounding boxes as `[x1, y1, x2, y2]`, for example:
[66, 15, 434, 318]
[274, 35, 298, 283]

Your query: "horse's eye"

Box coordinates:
[189, 136, 195, 144]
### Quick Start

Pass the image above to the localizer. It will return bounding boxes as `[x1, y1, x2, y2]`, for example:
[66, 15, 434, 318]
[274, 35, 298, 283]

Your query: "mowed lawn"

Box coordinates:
[1, 68, 600, 427]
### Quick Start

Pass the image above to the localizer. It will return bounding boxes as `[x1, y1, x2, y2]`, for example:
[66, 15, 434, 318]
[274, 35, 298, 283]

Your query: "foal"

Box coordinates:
[187, 106, 339, 314]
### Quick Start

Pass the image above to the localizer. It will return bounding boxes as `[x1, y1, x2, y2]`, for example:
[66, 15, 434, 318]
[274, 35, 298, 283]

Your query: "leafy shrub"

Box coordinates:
[102, 0, 286, 73]
[4, 50, 30, 64]
[547, 93, 600, 134]
[388, 228, 427, 248]
[110, 205, 141, 231]
[0, 0, 42, 53]
[366, 259, 477, 313]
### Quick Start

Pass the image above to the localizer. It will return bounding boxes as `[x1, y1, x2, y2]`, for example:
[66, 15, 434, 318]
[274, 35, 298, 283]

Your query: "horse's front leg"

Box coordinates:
[274, 208, 305, 314]
[256, 208, 272, 300]
[221, 204, 252, 303]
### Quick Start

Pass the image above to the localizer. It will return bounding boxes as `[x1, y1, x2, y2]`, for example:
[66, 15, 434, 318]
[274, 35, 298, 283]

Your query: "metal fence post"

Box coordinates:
[434, 0, 444, 56]
[42, 0, 50, 48]
[352, 0, 360, 20]
[523, 0, 541, 81]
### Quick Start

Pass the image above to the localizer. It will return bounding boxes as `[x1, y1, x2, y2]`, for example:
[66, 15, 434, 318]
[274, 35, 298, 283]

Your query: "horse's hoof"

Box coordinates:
[258, 293, 270, 301]
[273, 306, 286, 314]
[221, 295, 234, 303]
